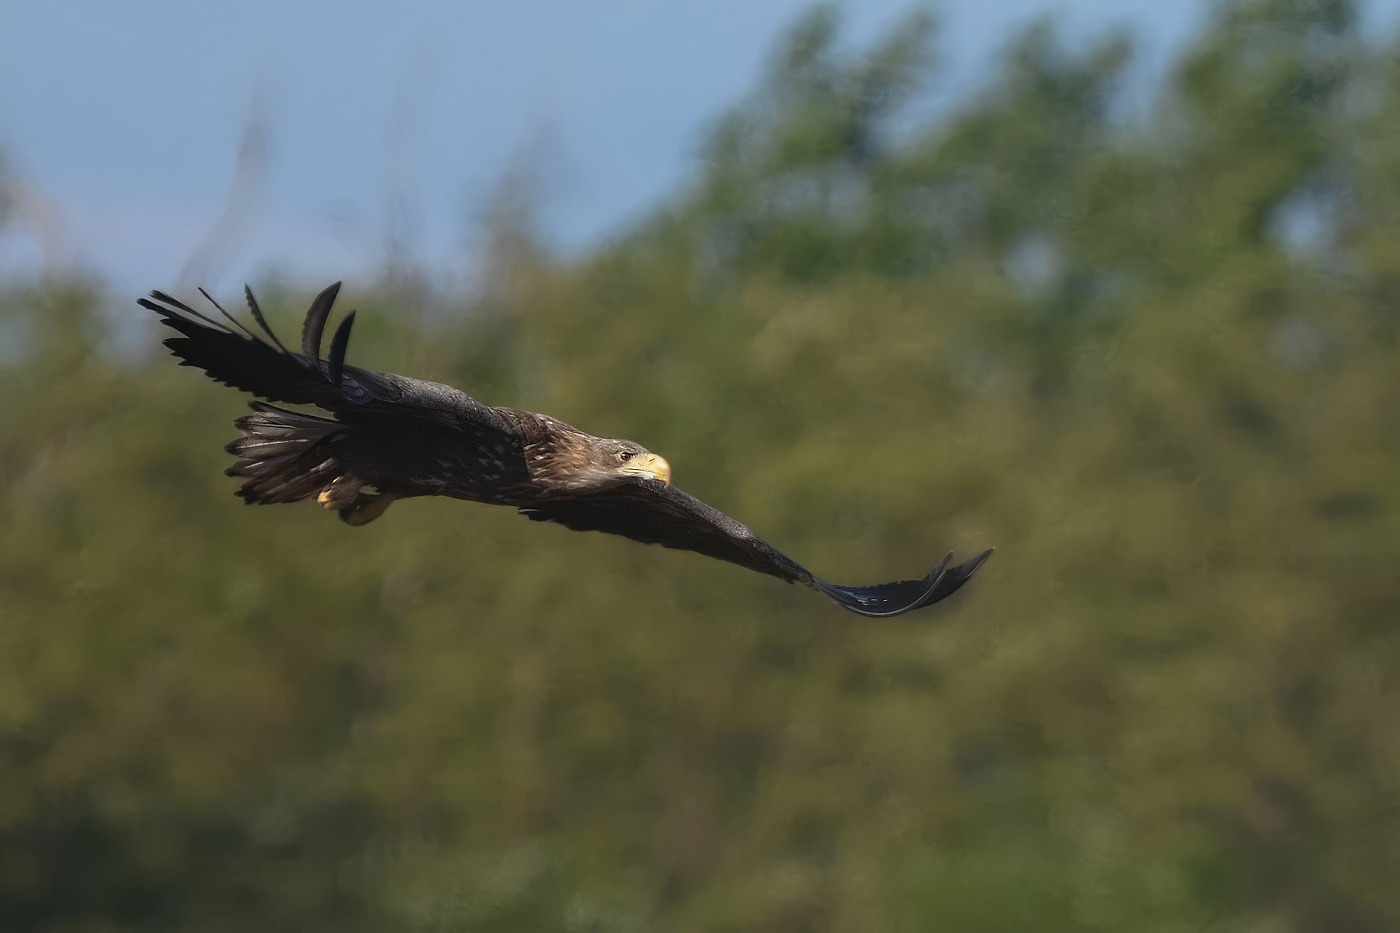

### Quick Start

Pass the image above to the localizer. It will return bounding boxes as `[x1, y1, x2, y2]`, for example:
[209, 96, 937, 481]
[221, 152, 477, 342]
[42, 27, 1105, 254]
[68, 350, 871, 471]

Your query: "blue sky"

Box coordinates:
[2, 1, 1397, 297]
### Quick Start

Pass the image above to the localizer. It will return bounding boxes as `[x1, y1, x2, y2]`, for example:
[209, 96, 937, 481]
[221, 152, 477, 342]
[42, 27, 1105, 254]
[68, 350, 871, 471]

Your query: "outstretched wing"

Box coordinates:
[140, 283, 516, 435]
[520, 479, 992, 618]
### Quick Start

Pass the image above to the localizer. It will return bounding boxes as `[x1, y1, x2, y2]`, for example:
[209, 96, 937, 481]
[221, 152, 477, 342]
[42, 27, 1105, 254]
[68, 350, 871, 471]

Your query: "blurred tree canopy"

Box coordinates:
[3, 1, 1400, 930]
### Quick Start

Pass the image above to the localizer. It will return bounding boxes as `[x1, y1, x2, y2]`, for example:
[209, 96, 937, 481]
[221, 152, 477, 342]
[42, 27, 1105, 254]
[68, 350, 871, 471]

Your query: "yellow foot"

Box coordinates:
[317, 476, 359, 510]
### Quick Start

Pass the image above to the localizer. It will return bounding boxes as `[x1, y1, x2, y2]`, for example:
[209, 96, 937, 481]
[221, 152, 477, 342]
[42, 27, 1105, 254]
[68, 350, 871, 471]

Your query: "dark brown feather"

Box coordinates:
[300, 280, 341, 365]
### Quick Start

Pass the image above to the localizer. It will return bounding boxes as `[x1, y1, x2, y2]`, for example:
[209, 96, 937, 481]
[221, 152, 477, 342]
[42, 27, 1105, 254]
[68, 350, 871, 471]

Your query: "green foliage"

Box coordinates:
[5, 2, 1400, 929]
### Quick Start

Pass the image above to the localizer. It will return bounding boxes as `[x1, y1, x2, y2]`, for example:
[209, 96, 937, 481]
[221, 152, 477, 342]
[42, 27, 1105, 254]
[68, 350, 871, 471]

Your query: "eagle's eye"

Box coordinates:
[618, 450, 634, 462]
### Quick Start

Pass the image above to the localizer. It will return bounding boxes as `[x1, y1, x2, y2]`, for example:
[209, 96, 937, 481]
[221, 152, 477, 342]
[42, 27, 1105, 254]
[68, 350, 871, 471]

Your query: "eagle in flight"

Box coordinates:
[141, 283, 991, 618]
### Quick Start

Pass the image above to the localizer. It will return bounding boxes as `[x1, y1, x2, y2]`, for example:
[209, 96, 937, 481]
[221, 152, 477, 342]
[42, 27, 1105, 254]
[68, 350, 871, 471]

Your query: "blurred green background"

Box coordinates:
[4, 1, 1400, 930]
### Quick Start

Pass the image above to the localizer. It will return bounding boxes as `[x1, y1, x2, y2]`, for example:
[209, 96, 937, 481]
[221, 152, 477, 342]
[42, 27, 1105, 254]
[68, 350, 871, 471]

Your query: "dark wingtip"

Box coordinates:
[326, 310, 355, 394]
[814, 547, 993, 619]
[301, 281, 343, 364]
[198, 286, 260, 342]
[962, 547, 994, 578]
[146, 290, 194, 313]
[244, 284, 291, 354]
[141, 289, 232, 333]
[918, 547, 993, 608]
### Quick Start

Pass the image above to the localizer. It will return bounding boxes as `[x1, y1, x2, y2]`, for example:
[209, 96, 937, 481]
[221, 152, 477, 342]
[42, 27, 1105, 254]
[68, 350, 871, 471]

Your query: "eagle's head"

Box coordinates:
[587, 437, 672, 486]
[532, 428, 672, 492]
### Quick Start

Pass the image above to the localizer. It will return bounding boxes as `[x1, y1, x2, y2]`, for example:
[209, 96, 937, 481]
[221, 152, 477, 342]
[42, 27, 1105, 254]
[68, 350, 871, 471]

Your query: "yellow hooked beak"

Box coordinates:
[629, 452, 671, 485]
